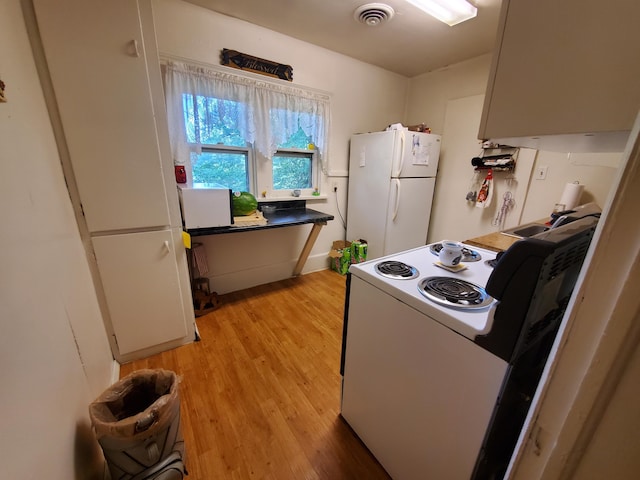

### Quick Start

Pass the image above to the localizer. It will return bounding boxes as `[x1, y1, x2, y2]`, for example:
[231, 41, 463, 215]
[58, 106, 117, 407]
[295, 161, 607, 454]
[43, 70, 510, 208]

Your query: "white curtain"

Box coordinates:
[163, 61, 331, 173]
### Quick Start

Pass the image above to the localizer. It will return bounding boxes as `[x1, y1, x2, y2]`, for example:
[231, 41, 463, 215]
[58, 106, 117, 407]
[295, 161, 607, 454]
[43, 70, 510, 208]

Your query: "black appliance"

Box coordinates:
[472, 215, 599, 479]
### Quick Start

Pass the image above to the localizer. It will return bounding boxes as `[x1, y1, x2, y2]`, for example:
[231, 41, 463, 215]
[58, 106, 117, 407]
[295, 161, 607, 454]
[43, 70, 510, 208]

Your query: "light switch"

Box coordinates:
[535, 166, 548, 180]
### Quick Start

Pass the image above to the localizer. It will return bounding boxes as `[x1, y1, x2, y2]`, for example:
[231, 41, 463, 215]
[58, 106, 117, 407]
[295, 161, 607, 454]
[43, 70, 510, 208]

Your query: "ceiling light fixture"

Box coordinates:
[405, 0, 477, 26]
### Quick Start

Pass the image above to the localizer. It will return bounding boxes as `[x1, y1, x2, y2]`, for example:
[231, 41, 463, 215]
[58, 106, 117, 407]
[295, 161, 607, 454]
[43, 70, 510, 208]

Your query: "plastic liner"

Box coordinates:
[89, 369, 186, 479]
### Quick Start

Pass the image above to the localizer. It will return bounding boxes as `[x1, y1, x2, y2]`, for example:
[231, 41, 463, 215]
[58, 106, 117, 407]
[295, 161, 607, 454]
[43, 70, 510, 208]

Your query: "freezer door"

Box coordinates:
[383, 177, 436, 256]
[395, 131, 441, 178]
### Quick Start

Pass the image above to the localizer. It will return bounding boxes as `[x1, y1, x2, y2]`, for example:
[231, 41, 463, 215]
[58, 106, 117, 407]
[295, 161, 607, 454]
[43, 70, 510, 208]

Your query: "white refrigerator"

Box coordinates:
[346, 130, 441, 260]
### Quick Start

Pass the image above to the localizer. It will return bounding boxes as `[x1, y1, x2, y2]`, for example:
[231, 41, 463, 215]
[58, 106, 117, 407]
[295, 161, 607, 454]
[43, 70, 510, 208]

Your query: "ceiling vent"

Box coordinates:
[354, 3, 395, 26]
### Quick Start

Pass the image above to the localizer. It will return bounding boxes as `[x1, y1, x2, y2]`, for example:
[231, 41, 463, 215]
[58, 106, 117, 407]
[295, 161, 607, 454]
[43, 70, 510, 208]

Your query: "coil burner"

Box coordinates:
[418, 276, 493, 309]
[374, 260, 419, 280]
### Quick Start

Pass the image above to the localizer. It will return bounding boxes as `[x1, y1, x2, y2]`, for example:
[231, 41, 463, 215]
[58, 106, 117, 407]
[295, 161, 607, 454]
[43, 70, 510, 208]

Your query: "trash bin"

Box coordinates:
[89, 369, 186, 479]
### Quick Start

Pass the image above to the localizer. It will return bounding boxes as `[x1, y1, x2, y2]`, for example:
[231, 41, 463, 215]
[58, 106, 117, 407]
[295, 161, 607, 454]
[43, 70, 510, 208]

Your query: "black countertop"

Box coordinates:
[187, 200, 334, 237]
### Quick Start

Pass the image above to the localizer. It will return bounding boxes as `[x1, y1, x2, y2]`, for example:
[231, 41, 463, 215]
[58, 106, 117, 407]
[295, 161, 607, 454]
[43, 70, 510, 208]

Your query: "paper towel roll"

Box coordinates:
[559, 182, 584, 210]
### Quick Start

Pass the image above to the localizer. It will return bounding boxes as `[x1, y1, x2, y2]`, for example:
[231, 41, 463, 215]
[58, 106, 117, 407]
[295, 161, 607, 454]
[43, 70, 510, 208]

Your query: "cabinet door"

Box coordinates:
[480, 0, 640, 143]
[92, 230, 189, 356]
[33, 0, 171, 232]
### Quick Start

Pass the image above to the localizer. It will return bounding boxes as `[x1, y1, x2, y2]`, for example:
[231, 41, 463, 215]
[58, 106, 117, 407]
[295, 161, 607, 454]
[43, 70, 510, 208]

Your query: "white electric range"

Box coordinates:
[340, 220, 599, 480]
[340, 242, 508, 480]
[347, 242, 499, 339]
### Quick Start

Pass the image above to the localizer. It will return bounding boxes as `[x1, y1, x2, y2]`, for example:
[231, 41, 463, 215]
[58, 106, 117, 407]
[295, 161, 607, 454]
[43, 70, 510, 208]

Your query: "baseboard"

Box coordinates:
[110, 359, 120, 383]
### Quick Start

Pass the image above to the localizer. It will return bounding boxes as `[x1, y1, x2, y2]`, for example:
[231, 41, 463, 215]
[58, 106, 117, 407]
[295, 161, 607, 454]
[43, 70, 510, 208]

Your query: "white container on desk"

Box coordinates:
[177, 184, 234, 229]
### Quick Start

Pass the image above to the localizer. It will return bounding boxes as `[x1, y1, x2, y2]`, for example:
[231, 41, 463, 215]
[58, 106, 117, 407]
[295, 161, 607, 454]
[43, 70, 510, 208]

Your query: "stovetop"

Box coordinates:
[348, 243, 498, 340]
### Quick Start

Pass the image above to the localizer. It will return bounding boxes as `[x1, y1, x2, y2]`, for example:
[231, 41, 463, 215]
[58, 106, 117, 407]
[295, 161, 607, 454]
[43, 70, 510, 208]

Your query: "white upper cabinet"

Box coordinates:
[479, 0, 640, 152]
[33, 0, 176, 232]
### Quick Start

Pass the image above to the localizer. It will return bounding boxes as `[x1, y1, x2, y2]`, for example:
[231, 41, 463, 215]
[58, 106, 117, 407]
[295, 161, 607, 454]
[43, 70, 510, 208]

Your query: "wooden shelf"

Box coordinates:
[473, 146, 519, 172]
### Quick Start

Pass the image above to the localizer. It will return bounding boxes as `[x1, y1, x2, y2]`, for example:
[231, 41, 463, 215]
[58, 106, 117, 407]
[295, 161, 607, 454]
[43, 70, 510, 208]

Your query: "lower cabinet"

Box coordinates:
[91, 229, 194, 358]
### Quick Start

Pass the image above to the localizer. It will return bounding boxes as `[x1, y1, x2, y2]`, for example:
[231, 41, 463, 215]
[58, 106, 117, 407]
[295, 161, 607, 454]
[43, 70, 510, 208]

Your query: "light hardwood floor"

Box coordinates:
[120, 269, 391, 479]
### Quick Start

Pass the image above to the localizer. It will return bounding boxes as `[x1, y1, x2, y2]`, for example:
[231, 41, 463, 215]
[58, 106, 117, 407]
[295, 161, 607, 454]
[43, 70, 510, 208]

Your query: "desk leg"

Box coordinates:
[293, 221, 326, 276]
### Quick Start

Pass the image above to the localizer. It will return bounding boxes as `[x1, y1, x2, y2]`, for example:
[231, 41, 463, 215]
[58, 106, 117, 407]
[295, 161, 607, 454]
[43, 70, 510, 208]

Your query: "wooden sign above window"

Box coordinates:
[221, 49, 293, 82]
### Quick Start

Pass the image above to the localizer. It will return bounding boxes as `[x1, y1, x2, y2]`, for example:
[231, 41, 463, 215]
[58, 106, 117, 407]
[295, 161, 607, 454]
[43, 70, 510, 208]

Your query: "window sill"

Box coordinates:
[258, 195, 328, 202]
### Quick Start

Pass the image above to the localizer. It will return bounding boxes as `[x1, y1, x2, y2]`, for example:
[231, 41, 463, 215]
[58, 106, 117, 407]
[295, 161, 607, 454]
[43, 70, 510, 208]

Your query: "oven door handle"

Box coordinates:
[392, 178, 401, 221]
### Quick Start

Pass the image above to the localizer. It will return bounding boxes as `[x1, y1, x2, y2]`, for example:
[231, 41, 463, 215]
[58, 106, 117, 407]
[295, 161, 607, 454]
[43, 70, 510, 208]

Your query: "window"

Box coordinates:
[270, 111, 319, 194]
[182, 93, 252, 190]
[163, 61, 330, 198]
[191, 147, 250, 191]
[272, 150, 315, 191]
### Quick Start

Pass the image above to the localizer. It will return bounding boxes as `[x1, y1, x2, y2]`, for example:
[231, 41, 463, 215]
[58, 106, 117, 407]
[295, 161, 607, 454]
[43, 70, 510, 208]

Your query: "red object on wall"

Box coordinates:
[174, 165, 186, 183]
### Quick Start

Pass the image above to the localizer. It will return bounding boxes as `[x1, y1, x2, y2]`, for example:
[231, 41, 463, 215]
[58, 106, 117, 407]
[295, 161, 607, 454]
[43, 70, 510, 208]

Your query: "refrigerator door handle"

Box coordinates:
[392, 179, 401, 221]
[392, 131, 406, 177]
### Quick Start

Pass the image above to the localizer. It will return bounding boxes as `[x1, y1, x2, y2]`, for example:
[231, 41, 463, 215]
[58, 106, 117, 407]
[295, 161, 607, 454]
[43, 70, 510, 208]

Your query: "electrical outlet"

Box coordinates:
[535, 166, 548, 180]
[332, 181, 338, 192]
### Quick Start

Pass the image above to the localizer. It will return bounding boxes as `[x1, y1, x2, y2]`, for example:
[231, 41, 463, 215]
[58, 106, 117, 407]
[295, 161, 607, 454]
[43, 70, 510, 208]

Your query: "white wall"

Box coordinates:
[406, 54, 493, 135]
[0, 1, 115, 478]
[153, 0, 408, 293]
[152, 2, 621, 292]
[407, 55, 502, 243]
[428, 94, 536, 242]
[519, 151, 622, 223]
[407, 54, 620, 243]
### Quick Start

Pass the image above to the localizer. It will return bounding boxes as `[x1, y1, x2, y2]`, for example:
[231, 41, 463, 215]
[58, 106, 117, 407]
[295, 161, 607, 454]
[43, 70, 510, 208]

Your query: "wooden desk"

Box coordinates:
[186, 201, 334, 276]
